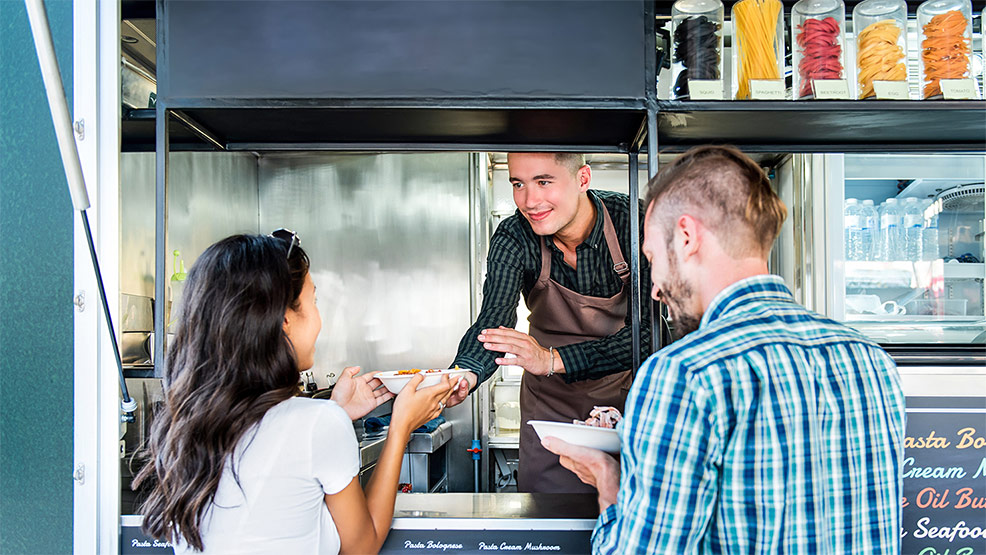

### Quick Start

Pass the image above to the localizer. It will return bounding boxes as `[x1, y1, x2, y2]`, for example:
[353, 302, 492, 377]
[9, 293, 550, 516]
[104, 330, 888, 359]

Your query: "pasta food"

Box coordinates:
[856, 19, 907, 99]
[673, 15, 721, 99]
[795, 16, 843, 98]
[733, 0, 783, 99]
[920, 10, 971, 98]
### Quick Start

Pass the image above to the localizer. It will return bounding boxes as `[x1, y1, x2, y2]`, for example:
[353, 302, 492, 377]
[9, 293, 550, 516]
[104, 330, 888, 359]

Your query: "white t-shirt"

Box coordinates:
[174, 397, 359, 554]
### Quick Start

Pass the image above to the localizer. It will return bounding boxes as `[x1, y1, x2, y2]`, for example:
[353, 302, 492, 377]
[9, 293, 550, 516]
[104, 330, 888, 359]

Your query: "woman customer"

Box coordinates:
[134, 232, 454, 554]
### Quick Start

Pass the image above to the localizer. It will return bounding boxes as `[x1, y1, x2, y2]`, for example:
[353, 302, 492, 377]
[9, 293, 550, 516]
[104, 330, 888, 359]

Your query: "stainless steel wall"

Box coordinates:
[122, 151, 480, 491]
[258, 153, 477, 491]
[258, 153, 473, 386]
[120, 152, 260, 299]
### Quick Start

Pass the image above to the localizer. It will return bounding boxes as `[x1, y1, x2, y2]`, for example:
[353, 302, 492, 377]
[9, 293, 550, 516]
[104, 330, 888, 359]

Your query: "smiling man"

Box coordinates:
[543, 146, 906, 553]
[445, 152, 651, 493]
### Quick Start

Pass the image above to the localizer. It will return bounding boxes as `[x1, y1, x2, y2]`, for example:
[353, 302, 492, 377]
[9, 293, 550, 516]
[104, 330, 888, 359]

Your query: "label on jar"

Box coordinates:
[873, 80, 910, 100]
[750, 80, 786, 100]
[812, 79, 851, 100]
[688, 80, 724, 100]
[940, 79, 979, 100]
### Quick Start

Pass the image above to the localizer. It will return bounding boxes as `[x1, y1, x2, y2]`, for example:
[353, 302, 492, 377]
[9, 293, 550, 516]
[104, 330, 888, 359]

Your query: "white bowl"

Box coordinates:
[375, 369, 470, 395]
[528, 420, 621, 453]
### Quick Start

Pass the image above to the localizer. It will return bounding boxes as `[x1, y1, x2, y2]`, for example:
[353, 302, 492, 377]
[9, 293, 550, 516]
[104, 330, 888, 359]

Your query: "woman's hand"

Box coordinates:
[328, 376, 454, 555]
[389, 374, 455, 438]
[330, 366, 395, 421]
[443, 372, 476, 408]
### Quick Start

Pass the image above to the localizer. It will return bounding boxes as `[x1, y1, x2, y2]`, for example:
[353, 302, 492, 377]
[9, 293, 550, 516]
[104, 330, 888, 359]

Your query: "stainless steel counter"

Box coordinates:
[359, 434, 387, 468]
[359, 421, 454, 463]
[361, 421, 455, 492]
[381, 493, 598, 554]
[393, 492, 598, 524]
[408, 421, 453, 453]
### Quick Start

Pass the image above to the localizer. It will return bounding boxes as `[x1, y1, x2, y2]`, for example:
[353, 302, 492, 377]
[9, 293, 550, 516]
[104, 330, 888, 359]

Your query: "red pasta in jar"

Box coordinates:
[795, 16, 844, 98]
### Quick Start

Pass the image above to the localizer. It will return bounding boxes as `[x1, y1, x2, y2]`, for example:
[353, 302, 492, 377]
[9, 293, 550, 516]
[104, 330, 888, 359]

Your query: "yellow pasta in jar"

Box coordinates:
[856, 19, 906, 99]
[733, 0, 784, 99]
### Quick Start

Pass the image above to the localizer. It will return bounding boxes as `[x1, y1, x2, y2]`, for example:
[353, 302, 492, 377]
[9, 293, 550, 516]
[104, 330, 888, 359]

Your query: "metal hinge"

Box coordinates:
[74, 291, 85, 312]
[74, 463, 85, 485]
[73, 119, 84, 140]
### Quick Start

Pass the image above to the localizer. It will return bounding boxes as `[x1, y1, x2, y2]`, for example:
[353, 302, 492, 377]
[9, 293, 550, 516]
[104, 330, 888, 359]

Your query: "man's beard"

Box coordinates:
[661, 254, 701, 340]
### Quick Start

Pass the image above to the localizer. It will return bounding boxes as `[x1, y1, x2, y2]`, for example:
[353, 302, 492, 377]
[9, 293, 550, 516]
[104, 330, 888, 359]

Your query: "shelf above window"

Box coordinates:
[123, 102, 649, 153]
[122, 108, 216, 152]
[654, 101, 986, 153]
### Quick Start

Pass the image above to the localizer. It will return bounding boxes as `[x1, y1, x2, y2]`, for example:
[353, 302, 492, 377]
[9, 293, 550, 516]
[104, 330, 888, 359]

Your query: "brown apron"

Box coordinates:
[517, 203, 633, 493]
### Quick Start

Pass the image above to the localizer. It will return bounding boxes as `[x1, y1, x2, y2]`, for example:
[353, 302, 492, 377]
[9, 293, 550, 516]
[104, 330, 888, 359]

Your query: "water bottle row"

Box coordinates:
[844, 197, 939, 262]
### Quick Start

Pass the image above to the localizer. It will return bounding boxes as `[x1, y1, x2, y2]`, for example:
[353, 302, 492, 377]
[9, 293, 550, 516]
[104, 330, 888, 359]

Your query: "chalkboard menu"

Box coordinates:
[903, 397, 986, 555]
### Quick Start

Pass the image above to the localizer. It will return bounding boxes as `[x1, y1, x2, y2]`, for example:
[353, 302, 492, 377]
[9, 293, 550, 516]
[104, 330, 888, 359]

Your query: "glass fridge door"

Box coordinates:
[838, 154, 985, 345]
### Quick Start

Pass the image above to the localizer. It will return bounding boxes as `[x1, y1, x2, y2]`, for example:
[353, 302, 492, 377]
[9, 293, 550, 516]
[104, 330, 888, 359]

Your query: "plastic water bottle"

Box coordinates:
[879, 198, 902, 261]
[922, 199, 940, 261]
[902, 197, 924, 262]
[844, 198, 863, 261]
[860, 199, 879, 261]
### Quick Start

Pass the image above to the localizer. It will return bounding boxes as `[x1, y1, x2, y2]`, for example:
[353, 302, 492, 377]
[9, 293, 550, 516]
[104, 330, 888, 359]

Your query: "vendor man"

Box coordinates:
[444, 152, 651, 493]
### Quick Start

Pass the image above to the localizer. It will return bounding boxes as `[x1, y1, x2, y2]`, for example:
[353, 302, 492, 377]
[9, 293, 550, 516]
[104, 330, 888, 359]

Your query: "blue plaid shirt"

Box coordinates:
[593, 275, 905, 554]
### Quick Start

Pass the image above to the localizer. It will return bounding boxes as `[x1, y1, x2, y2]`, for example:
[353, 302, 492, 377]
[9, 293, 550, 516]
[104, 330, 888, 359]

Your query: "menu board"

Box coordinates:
[903, 396, 986, 555]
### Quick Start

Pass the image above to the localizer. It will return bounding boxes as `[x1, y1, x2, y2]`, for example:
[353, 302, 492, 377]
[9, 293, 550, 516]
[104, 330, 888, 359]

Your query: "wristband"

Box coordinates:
[547, 347, 556, 377]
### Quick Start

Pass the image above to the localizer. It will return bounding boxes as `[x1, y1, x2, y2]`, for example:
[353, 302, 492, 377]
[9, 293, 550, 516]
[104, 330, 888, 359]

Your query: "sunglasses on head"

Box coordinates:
[270, 228, 300, 259]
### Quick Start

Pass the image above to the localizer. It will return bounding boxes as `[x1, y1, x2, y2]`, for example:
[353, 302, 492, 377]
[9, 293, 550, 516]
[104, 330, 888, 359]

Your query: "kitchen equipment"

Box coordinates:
[845, 294, 905, 315]
[493, 381, 521, 433]
[399, 420, 453, 493]
[833, 153, 985, 345]
[905, 298, 969, 316]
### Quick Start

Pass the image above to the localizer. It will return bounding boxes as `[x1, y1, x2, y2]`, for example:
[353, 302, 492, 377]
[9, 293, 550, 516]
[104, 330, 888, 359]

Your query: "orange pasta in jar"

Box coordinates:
[918, 7, 971, 99]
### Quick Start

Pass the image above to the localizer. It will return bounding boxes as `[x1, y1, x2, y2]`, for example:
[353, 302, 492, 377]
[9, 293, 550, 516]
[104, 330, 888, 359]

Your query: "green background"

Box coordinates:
[1, 0, 75, 553]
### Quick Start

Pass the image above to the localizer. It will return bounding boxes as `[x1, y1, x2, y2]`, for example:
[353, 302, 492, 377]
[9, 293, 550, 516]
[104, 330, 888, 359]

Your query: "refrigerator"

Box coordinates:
[776, 152, 986, 555]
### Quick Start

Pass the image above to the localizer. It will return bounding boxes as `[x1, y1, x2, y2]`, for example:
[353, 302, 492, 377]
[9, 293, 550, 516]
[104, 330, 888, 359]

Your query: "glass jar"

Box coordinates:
[792, 0, 847, 99]
[671, 0, 725, 99]
[916, 0, 973, 99]
[852, 0, 909, 99]
[731, 0, 786, 99]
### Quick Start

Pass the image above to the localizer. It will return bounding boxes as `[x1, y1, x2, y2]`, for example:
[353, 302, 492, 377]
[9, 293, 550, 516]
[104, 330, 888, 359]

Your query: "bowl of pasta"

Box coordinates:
[375, 368, 471, 394]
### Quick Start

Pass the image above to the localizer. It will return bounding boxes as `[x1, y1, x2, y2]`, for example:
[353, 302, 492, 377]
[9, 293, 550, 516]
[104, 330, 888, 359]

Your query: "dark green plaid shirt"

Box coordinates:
[452, 189, 652, 385]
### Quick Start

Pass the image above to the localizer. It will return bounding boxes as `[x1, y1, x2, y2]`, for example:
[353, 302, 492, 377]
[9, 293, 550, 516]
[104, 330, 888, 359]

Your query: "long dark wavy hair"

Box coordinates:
[133, 234, 310, 550]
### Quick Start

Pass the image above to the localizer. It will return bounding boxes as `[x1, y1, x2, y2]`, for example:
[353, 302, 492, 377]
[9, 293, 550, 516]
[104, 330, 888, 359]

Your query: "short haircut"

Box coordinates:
[553, 153, 587, 176]
[644, 145, 787, 257]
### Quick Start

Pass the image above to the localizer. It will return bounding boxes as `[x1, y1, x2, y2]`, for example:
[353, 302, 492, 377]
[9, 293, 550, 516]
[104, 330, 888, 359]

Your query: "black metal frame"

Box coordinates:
[147, 0, 986, 375]
[654, 100, 986, 153]
[150, 0, 661, 376]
